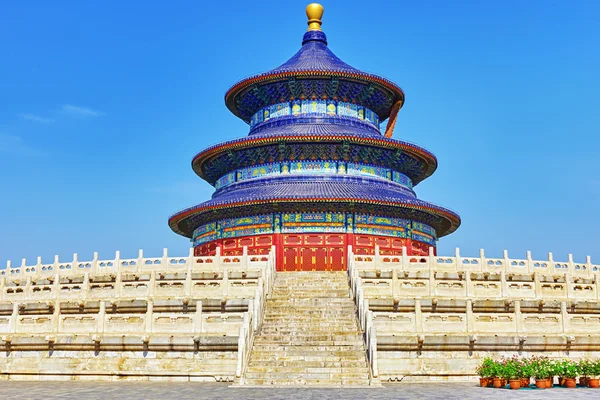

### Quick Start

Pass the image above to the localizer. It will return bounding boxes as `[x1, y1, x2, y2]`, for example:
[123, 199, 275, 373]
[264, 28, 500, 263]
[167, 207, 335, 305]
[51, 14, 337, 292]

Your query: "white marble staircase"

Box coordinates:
[241, 271, 374, 386]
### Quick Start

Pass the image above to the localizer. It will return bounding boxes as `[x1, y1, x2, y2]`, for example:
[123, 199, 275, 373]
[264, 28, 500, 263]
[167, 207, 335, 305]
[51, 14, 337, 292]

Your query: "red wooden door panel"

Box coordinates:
[330, 247, 345, 271]
[283, 247, 299, 271]
[315, 247, 328, 271]
[301, 247, 316, 271]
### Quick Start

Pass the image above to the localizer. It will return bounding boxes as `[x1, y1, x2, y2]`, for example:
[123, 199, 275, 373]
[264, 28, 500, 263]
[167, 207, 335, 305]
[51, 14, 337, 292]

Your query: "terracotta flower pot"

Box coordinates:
[565, 378, 577, 388]
[520, 377, 530, 388]
[546, 378, 553, 388]
[580, 377, 588, 387]
[492, 377, 504, 388]
[588, 378, 600, 388]
[509, 379, 521, 390]
[535, 379, 546, 389]
[560, 377, 567, 387]
[479, 377, 490, 387]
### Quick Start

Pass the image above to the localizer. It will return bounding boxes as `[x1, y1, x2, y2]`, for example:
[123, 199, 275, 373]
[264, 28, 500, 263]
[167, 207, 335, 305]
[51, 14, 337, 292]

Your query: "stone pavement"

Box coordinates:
[1, 382, 599, 399]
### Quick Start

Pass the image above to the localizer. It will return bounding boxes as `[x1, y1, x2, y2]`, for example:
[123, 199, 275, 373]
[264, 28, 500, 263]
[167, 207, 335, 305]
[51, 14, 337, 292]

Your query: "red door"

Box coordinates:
[301, 247, 316, 271]
[315, 247, 328, 271]
[330, 247, 345, 270]
[283, 247, 299, 271]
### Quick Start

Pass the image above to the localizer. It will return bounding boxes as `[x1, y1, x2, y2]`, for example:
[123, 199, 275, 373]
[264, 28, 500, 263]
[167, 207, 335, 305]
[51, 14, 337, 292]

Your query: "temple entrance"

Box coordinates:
[281, 233, 346, 271]
[194, 233, 435, 268]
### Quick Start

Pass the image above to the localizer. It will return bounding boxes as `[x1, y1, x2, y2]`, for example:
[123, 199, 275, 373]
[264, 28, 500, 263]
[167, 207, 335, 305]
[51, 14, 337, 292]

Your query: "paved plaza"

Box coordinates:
[1, 382, 599, 400]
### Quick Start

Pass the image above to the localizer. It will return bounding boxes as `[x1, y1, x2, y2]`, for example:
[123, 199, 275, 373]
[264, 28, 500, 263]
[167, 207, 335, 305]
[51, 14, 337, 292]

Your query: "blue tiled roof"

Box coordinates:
[199, 176, 458, 218]
[169, 175, 460, 237]
[269, 31, 360, 74]
[214, 174, 416, 198]
[224, 30, 405, 123]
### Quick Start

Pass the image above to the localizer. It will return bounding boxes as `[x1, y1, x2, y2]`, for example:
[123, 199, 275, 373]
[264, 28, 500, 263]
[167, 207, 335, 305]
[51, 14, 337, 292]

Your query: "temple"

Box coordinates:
[1, 5, 599, 385]
[168, 4, 460, 270]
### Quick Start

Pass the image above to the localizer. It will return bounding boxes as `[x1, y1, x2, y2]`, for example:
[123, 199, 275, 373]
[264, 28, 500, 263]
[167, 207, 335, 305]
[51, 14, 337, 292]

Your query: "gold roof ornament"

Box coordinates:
[306, 3, 324, 31]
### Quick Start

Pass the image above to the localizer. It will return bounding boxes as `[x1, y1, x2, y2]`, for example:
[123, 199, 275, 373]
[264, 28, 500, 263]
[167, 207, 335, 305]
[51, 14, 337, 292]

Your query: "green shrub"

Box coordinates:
[500, 357, 522, 380]
[557, 360, 579, 379]
[530, 356, 552, 379]
[476, 356, 496, 378]
[579, 359, 593, 377]
[589, 359, 600, 378]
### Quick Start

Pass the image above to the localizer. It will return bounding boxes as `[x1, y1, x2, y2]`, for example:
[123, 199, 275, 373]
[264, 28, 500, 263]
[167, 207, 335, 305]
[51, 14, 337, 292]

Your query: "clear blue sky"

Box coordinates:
[1, 0, 599, 265]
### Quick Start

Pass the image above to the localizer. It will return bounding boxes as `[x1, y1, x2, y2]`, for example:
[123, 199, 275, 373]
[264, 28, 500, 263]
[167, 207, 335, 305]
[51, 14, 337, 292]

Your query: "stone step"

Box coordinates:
[265, 311, 356, 316]
[272, 288, 349, 290]
[249, 354, 367, 362]
[262, 318, 357, 324]
[260, 325, 359, 331]
[267, 296, 354, 305]
[260, 324, 358, 330]
[251, 347, 365, 354]
[273, 282, 350, 284]
[248, 359, 367, 368]
[255, 333, 362, 339]
[272, 284, 350, 290]
[244, 372, 369, 380]
[259, 330, 360, 335]
[243, 379, 371, 386]
[269, 292, 350, 297]
[253, 340, 364, 347]
[256, 333, 361, 340]
[241, 272, 370, 386]
[264, 318, 356, 323]
[246, 366, 368, 374]
[266, 305, 355, 309]
[266, 300, 353, 306]
[263, 314, 357, 319]
[265, 302, 355, 307]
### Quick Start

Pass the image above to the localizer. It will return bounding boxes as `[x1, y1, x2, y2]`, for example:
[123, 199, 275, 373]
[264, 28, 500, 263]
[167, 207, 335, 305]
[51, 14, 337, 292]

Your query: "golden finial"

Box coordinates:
[306, 3, 324, 31]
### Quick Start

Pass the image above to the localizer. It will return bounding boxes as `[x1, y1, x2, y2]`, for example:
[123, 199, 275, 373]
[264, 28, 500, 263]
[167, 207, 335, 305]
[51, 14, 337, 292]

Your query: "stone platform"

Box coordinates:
[2, 382, 600, 400]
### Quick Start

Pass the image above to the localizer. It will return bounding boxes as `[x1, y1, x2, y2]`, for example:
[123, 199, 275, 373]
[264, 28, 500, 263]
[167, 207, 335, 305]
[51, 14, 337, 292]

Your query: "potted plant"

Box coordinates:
[520, 357, 533, 388]
[491, 359, 505, 388]
[579, 359, 592, 387]
[531, 356, 551, 389]
[561, 360, 580, 388]
[501, 357, 522, 390]
[588, 359, 600, 388]
[476, 357, 495, 387]
[549, 358, 563, 388]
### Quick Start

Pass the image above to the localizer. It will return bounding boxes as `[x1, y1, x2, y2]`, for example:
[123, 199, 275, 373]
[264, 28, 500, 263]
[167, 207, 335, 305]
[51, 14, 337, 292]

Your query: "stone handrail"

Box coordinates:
[1, 247, 271, 279]
[0, 247, 275, 303]
[351, 246, 600, 302]
[236, 245, 276, 384]
[236, 311, 253, 381]
[353, 246, 599, 277]
[348, 245, 378, 380]
[0, 247, 276, 347]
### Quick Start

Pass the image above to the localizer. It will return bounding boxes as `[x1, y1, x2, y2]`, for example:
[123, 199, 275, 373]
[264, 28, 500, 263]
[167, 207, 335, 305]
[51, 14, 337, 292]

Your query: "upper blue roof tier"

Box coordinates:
[273, 31, 357, 73]
[167, 176, 460, 239]
[224, 30, 405, 124]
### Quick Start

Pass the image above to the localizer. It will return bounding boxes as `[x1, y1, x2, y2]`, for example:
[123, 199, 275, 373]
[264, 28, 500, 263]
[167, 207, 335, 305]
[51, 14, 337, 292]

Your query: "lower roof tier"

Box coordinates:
[168, 178, 460, 239]
[192, 131, 438, 186]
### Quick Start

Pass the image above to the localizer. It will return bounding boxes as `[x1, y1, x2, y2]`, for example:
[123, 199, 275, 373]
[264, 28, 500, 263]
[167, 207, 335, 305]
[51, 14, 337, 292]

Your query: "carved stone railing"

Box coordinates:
[235, 245, 275, 384]
[0, 247, 275, 303]
[353, 246, 598, 277]
[351, 246, 600, 301]
[0, 246, 276, 345]
[348, 245, 600, 340]
[1, 246, 272, 278]
[348, 245, 378, 382]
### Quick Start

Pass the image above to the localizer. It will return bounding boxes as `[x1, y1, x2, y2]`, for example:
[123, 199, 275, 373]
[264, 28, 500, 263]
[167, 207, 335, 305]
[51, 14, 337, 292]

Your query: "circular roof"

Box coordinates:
[224, 29, 405, 123]
[168, 177, 460, 239]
